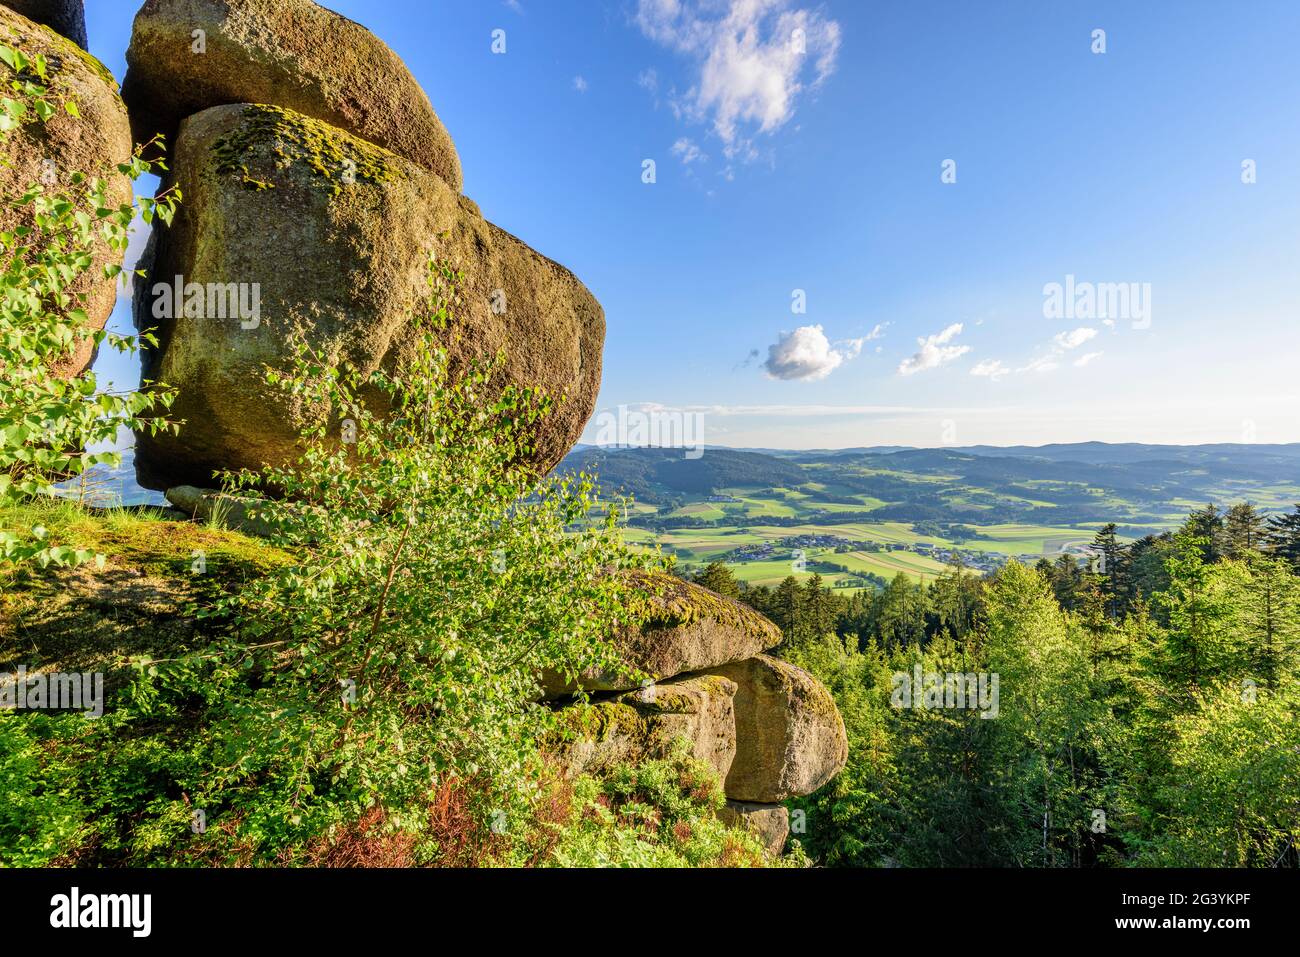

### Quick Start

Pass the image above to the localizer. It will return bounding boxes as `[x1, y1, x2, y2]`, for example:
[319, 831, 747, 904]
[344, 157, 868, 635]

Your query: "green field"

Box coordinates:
[577, 444, 1300, 588]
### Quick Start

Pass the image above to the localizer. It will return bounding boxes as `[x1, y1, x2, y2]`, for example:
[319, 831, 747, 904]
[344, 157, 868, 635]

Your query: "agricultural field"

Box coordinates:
[564, 442, 1300, 589]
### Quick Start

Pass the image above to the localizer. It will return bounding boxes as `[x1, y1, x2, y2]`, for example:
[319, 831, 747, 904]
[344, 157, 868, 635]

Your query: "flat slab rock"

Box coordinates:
[706, 654, 848, 803]
[550, 674, 738, 785]
[164, 486, 276, 538]
[540, 571, 782, 698]
[720, 801, 789, 857]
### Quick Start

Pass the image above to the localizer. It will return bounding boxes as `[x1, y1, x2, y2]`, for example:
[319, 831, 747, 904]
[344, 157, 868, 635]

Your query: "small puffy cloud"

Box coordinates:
[1074, 351, 1104, 367]
[763, 324, 862, 381]
[572, 75, 589, 93]
[970, 359, 1010, 382]
[1053, 326, 1097, 351]
[671, 137, 707, 164]
[635, 0, 841, 158]
[897, 323, 970, 376]
[637, 67, 659, 92]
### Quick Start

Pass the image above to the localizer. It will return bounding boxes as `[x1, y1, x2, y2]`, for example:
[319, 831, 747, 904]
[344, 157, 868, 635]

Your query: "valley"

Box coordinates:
[563, 442, 1300, 589]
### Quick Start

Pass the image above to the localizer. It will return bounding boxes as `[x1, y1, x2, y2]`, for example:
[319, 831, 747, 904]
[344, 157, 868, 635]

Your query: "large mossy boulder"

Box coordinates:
[540, 571, 783, 698]
[706, 654, 848, 803]
[550, 674, 738, 784]
[1, 0, 85, 48]
[132, 103, 604, 490]
[122, 0, 462, 190]
[0, 6, 132, 377]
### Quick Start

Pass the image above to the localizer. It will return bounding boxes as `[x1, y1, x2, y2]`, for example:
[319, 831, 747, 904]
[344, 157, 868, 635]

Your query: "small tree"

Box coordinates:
[183, 258, 661, 858]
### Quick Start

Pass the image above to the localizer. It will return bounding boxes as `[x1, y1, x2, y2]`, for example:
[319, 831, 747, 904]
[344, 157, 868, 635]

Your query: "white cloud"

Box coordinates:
[637, 67, 659, 93]
[1016, 327, 1098, 374]
[504, 0, 524, 13]
[897, 323, 970, 376]
[970, 359, 1010, 381]
[763, 324, 862, 381]
[671, 137, 707, 164]
[1018, 355, 1061, 374]
[1074, 351, 1104, 367]
[1053, 326, 1097, 351]
[635, 0, 840, 156]
[572, 75, 589, 93]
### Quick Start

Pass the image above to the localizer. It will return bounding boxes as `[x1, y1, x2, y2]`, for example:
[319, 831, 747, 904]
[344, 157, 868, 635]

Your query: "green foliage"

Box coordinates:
[763, 507, 1300, 868]
[541, 742, 777, 868]
[0, 712, 84, 865]
[1138, 681, 1300, 866]
[0, 41, 69, 130]
[0, 43, 179, 568]
[0, 260, 696, 867]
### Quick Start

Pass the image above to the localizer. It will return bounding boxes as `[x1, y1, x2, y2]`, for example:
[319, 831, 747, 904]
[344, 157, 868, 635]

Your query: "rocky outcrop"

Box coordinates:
[546, 579, 848, 856]
[720, 801, 789, 857]
[107, 0, 849, 860]
[0, 6, 132, 377]
[540, 570, 782, 697]
[552, 675, 738, 784]
[132, 103, 604, 490]
[122, 0, 461, 189]
[706, 654, 848, 803]
[1, 0, 85, 48]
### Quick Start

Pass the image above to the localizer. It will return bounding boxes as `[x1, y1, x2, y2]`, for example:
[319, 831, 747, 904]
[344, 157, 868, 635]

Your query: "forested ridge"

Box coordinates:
[690, 502, 1300, 867]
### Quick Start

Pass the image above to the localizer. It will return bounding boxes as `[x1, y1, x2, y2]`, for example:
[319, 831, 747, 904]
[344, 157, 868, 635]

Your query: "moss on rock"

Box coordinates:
[122, 0, 462, 189]
[209, 104, 404, 196]
[0, 503, 290, 684]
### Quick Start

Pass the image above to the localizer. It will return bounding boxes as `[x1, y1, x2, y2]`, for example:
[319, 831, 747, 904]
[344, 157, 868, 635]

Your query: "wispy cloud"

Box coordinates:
[970, 359, 1010, 382]
[763, 324, 863, 381]
[1074, 350, 1104, 367]
[635, 0, 840, 161]
[1015, 326, 1098, 374]
[672, 137, 707, 164]
[572, 75, 589, 93]
[898, 323, 970, 376]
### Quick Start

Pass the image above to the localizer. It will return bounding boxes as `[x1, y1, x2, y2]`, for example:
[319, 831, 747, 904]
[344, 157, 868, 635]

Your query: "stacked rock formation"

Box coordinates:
[547, 572, 848, 855]
[0, 1, 131, 377]
[77, 0, 847, 856]
[122, 0, 604, 490]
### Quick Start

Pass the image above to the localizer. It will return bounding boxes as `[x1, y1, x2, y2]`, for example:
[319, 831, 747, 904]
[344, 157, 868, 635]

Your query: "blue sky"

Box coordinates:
[88, 0, 1300, 449]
